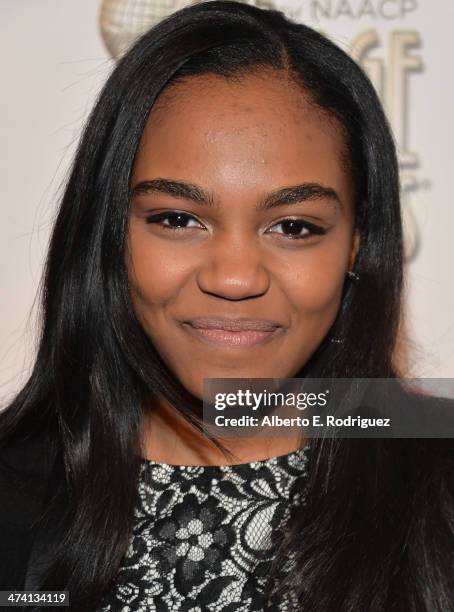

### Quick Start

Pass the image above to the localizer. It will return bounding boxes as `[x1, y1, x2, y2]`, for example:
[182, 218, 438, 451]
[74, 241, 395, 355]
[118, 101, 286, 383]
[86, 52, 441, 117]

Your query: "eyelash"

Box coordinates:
[144, 211, 327, 240]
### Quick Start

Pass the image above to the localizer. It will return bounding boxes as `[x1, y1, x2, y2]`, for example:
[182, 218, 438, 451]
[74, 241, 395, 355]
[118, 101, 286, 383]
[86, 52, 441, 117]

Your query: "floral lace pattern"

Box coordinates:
[98, 445, 310, 611]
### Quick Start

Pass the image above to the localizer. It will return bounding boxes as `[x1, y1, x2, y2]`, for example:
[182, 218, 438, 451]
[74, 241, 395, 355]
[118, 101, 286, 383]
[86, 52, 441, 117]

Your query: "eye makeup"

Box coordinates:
[144, 210, 328, 241]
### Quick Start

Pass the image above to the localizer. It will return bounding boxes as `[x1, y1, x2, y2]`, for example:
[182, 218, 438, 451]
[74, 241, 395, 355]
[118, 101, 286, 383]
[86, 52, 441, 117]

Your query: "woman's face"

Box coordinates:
[127, 71, 359, 399]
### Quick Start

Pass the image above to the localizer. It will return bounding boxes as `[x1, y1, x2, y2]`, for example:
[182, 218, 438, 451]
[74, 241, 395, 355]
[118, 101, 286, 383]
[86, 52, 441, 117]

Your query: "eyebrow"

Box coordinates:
[131, 178, 341, 211]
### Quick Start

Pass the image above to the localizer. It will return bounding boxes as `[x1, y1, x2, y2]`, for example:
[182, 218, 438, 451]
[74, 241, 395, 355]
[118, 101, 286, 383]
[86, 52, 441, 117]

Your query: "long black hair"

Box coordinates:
[1, 1, 453, 610]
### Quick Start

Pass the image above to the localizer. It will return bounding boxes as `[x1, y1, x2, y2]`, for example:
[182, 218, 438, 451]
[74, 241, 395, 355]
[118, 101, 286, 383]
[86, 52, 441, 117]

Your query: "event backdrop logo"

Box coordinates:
[100, 0, 426, 260]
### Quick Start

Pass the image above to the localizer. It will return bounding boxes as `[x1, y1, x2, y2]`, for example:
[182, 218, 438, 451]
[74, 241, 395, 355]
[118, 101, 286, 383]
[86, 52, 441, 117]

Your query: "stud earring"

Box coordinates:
[347, 270, 360, 281]
[329, 337, 343, 344]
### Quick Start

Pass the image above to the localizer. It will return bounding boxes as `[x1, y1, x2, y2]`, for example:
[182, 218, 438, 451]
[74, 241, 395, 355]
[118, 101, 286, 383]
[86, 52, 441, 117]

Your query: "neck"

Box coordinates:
[138, 395, 305, 466]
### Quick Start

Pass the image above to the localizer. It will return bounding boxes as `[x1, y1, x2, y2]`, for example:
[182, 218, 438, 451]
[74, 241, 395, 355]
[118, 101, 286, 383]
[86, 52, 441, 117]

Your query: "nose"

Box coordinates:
[196, 233, 271, 300]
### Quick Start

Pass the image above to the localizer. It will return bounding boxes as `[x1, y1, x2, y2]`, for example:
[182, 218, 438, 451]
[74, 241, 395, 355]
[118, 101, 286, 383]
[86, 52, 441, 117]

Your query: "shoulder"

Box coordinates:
[1, 426, 54, 472]
[0, 429, 54, 589]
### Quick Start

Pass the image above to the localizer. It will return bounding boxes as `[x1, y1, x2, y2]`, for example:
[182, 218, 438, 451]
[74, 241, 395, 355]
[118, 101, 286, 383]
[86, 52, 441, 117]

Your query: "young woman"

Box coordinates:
[1, 1, 453, 610]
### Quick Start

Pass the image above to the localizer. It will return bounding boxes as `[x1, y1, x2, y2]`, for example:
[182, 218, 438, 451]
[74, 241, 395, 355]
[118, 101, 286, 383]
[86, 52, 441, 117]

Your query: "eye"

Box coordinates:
[145, 211, 204, 231]
[267, 218, 327, 240]
[143, 211, 326, 240]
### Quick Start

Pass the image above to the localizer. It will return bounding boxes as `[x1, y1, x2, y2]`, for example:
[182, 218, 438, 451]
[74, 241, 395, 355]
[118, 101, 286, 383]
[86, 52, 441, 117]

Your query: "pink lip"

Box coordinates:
[181, 317, 284, 348]
[184, 317, 282, 331]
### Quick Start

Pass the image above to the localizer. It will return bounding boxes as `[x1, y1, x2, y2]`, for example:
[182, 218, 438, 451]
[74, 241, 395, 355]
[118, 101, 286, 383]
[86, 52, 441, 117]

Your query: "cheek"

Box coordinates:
[126, 228, 190, 314]
[294, 261, 342, 308]
[281, 235, 351, 319]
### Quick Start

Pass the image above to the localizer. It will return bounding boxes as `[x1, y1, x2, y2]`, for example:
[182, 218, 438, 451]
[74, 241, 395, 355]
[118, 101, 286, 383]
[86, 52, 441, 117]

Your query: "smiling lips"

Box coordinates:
[181, 317, 284, 347]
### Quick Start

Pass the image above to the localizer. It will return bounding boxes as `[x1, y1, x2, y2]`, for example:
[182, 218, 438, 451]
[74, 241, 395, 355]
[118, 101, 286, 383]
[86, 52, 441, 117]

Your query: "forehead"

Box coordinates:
[132, 71, 351, 203]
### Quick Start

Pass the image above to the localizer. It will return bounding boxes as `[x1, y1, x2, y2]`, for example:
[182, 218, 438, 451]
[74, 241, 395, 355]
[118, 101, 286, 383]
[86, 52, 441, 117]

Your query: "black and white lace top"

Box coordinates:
[98, 445, 310, 612]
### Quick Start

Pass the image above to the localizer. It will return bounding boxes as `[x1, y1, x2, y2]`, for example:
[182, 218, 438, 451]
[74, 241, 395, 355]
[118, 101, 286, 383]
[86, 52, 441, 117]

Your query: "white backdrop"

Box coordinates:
[1, 0, 453, 405]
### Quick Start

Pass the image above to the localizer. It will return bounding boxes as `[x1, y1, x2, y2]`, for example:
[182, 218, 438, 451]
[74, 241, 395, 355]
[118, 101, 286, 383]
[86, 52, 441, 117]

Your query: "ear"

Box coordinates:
[348, 229, 360, 270]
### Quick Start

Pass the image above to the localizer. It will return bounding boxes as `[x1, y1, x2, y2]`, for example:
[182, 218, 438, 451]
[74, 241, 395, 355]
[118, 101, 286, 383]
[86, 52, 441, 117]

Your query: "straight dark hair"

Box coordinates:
[1, 1, 453, 610]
